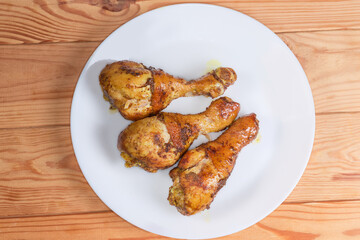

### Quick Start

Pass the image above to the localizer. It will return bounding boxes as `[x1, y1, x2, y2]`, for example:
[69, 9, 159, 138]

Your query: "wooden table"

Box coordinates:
[1, 1, 360, 239]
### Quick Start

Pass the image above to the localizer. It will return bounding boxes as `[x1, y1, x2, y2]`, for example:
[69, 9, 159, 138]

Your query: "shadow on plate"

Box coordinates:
[85, 59, 131, 163]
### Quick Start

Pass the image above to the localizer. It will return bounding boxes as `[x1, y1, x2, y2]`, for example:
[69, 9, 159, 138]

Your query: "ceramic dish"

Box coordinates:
[71, 4, 315, 239]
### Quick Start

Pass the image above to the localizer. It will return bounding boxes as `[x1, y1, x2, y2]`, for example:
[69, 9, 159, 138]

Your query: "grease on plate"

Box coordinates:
[205, 59, 222, 73]
[109, 106, 118, 114]
[254, 132, 262, 144]
[203, 211, 211, 222]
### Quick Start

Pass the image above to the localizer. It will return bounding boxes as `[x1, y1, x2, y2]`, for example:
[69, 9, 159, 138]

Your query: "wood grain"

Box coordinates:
[1, 1, 360, 239]
[0, 200, 359, 240]
[1, 0, 360, 44]
[1, 29, 360, 129]
[0, 42, 98, 128]
[280, 30, 360, 113]
[287, 113, 360, 202]
[0, 113, 359, 217]
[0, 126, 109, 218]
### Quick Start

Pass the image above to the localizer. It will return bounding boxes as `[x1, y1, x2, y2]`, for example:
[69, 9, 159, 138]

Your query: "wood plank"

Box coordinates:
[0, 42, 98, 128]
[287, 113, 360, 202]
[0, 113, 359, 217]
[0, 200, 359, 240]
[1, 29, 360, 128]
[0, 126, 109, 218]
[279, 30, 360, 113]
[1, 0, 360, 44]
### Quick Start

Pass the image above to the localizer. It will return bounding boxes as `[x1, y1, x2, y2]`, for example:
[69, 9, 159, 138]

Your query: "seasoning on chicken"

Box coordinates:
[100, 60, 237, 120]
[168, 114, 259, 215]
[117, 97, 240, 172]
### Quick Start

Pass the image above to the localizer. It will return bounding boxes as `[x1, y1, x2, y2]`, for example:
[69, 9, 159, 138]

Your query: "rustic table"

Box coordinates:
[1, 1, 360, 239]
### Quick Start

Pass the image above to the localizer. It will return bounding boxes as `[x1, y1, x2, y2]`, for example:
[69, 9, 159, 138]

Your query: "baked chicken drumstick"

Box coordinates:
[168, 114, 259, 215]
[117, 97, 240, 172]
[100, 60, 237, 120]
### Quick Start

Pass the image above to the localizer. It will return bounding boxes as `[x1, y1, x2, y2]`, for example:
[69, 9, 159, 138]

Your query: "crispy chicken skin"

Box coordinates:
[100, 60, 237, 120]
[168, 114, 259, 215]
[117, 97, 240, 172]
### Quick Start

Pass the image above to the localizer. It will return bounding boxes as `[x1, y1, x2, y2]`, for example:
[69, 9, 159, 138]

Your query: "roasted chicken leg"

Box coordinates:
[117, 97, 240, 172]
[168, 114, 259, 215]
[100, 61, 237, 120]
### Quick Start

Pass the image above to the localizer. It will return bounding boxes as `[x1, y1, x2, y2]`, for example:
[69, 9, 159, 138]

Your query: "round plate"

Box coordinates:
[71, 4, 315, 239]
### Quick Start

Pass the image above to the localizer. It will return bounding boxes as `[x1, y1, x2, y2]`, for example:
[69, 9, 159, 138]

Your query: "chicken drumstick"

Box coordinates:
[117, 97, 240, 172]
[100, 61, 237, 120]
[168, 114, 259, 215]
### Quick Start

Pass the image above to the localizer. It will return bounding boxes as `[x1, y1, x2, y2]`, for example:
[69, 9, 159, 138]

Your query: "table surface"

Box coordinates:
[1, 0, 360, 239]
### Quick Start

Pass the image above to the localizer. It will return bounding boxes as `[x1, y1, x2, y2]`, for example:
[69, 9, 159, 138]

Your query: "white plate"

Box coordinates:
[71, 4, 315, 239]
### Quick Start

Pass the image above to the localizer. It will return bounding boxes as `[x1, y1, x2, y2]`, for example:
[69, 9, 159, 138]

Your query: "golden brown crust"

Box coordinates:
[117, 97, 240, 172]
[162, 114, 199, 151]
[99, 61, 153, 121]
[168, 114, 259, 215]
[99, 60, 237, 120]
[149, 68, 188, 114]
[117, 115, 179, 172]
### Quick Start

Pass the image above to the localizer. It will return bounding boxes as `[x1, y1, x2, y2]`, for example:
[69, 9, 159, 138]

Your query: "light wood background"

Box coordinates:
[1, 0, 360, 239]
